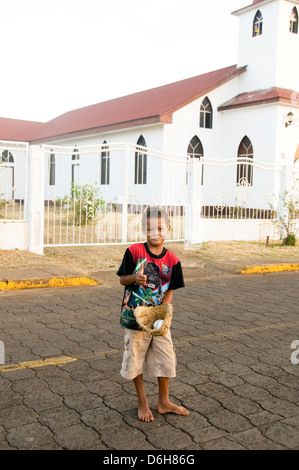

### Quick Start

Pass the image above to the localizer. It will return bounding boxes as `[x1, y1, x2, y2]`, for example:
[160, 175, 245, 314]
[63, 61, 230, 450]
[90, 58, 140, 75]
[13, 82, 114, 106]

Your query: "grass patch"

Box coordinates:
[0, 240, 298, 274]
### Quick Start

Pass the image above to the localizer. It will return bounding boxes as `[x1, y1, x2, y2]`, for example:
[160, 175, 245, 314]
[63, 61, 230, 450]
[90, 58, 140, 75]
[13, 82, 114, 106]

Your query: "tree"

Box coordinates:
[274, 177, 299, 246]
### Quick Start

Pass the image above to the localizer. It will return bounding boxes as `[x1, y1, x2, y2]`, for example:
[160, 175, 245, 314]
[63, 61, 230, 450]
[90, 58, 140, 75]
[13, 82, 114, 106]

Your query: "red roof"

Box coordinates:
[218, 87, 299, 111]
[28, 64, 246, 143]
[0, 117, 45, 143]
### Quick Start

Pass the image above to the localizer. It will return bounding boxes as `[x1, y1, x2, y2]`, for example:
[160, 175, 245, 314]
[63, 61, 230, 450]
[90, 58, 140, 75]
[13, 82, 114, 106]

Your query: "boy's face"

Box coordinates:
[145, 216, 170, 246]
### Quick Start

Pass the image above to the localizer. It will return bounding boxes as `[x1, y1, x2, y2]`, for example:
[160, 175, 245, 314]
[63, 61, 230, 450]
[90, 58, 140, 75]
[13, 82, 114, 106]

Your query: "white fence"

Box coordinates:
[200, 157, 281, 220]
[1, 142, 298, 254]
[43, 143, 187, 247]
[0, 141, 28, 250]
[0, 141, 28, 221]
[42, 143, 289, 249]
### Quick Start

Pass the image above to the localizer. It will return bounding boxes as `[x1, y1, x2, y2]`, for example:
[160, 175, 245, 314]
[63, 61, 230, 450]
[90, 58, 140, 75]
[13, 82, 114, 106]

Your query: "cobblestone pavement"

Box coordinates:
[0, 270, 299, 451]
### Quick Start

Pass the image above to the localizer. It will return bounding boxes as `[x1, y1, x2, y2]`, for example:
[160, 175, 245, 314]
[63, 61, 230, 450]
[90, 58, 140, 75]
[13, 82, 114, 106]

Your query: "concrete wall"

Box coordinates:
[199, 218, 281, 243]
[0, 221, 28, 250]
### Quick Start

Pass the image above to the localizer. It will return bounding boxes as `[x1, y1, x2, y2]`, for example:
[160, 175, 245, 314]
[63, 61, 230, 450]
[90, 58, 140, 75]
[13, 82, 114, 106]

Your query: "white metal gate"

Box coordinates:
[43, 143, 188, 247]
[41, 142, 296, 249]
[0, 141, 28, 221]
[200, 157, 282, 220]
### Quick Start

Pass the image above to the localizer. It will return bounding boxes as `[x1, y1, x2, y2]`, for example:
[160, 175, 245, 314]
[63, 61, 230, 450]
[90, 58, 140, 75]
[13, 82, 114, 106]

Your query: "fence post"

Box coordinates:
[26, 144, 44, 255]
[121, 143, 129, 244]
[185, 158, 203, 244]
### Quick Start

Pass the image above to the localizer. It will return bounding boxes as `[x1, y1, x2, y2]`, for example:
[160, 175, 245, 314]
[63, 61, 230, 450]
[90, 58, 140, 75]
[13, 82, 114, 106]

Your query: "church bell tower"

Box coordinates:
[232, 0, 299, 91]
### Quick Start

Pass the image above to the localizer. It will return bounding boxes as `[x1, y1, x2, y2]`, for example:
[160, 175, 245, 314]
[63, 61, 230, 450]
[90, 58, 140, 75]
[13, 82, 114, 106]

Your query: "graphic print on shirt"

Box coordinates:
[125, 258, 172, 309]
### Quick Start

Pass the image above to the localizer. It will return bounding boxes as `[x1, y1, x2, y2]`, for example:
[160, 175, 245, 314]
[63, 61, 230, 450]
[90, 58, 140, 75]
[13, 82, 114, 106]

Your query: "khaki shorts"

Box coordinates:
[120, 328, 176, 380]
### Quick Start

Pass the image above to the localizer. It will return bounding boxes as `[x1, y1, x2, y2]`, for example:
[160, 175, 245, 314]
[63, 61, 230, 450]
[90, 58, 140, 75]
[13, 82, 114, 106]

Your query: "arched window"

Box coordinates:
[187, 135, 204, 158]
[237, 136, 254, 186]
[199, 97, 213, 129]
[253, 10, 263, 37]
[1, 150, 14, 163]
[49, 151, 55, 186]
[100, 141, 110, 185]
[290, 7, 298, 34]
[187, 135, 204, 185]
[135, 135, 147, 185]
[1, 151, 14, 200]
[71, 146, 80, 187]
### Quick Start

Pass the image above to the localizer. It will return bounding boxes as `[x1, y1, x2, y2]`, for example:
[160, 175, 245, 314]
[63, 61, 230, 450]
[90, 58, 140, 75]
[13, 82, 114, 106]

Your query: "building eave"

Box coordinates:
[232, 0, 275, 16]
[232, 0, 299, 16]
[218, 87, 299, 111]
[29, 116, 165, 144]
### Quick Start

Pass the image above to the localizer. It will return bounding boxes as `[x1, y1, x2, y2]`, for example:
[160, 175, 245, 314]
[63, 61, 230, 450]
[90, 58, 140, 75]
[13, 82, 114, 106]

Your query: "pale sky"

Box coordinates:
[0, 0, 249, 122]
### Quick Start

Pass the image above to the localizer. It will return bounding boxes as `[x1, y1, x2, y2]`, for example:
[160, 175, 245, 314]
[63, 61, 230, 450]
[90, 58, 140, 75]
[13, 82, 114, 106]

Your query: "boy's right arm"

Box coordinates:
[120, 264, 147, 287]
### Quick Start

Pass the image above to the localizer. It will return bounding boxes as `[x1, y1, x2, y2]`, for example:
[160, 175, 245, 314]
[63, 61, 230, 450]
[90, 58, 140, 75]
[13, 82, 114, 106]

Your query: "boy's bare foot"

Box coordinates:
[138, 398, 154, 422]
[157, 400, 189, 416]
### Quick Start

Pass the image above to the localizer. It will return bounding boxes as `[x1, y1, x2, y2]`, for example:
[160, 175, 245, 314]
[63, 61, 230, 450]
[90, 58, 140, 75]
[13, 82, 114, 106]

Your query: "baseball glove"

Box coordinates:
[134, 304, 173, 336]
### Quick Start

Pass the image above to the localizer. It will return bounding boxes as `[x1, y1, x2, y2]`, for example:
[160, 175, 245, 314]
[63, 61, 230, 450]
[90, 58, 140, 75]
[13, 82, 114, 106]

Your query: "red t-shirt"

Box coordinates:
[117, 242, 184, 329]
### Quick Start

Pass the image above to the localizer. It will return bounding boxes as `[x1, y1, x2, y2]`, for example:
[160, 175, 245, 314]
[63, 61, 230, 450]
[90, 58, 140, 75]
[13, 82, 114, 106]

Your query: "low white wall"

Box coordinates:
[0, 218, 291, 251]
[0, 221, 28, 250]
[200, 219, 281, 242]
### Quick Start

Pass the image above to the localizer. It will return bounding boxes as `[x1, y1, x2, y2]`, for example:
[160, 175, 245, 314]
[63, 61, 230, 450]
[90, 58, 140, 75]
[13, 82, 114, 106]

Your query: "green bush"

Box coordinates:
[269, 177, 299, 247]
[57, 183, 105, 226]
[282, 233, 296, 246]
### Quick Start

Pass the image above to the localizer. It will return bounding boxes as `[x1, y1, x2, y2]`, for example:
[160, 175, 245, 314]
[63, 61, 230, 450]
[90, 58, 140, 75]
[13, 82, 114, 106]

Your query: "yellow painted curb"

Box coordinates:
[0, 356, 77, 373]
[241, 263, 299, 274]
[0, 276, 100, 290]
[0, 350, 121, 373]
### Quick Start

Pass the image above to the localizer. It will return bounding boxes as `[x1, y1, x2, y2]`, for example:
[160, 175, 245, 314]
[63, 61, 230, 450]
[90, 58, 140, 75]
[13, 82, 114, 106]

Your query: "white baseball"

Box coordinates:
[153, 319, 164, 330]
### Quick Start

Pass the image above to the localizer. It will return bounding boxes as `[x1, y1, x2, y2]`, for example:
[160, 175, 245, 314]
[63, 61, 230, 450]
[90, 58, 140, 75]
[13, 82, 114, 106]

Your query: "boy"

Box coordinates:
[117, 205, 189, 422]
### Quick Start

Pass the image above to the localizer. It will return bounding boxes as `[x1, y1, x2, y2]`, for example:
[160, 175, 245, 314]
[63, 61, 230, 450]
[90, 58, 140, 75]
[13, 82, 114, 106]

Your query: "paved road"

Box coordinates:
[0, 271, 299, 451]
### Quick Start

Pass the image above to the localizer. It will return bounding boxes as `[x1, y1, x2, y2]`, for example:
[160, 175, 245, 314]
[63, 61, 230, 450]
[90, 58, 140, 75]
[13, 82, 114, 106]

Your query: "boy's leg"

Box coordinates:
[120, 329, 154, 422]
[120, 329, 151, 379]
[133, 374, 154, 422]
[145, 332, 189, 416]
[157, 377, 189, 416]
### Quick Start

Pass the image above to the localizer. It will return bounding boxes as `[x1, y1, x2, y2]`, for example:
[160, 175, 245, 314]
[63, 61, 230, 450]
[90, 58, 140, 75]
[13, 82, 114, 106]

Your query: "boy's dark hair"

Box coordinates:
[141, 205, 170, 230]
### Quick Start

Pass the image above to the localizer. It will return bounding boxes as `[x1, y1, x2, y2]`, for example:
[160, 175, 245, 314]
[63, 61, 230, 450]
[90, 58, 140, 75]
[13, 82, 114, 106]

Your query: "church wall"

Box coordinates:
[276, 1, 299, 90]
[275, 102, 299, 165]
[43, 124, 167, 206]
[220, 103, 281, 209]
[236, 1, 280, 91]
[236, 0, 299, 92]
[220, 104, 278, 164]
[162, 75, 243, 159]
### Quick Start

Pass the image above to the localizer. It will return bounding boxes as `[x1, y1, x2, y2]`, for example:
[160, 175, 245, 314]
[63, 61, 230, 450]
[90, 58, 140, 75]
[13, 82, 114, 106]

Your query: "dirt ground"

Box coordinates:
[0, 240, 298, 274]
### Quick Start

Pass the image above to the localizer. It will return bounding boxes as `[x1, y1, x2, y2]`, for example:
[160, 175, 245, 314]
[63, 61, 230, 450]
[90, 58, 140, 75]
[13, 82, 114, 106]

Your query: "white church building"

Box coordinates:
[0, 0, 298, 253]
